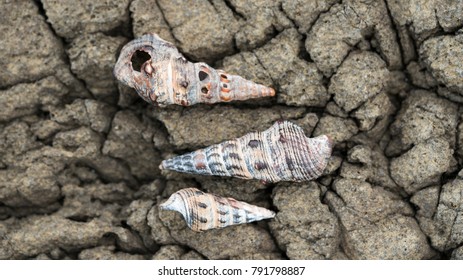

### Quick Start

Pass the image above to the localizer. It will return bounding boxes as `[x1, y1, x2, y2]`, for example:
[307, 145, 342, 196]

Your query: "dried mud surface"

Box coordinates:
[1, 0, 463, 260]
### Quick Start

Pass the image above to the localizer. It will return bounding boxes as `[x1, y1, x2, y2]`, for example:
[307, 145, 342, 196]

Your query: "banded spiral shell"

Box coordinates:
[160, 121, 333, 182]
[160, 188, 275, 232]
[113, 33, 275, 107]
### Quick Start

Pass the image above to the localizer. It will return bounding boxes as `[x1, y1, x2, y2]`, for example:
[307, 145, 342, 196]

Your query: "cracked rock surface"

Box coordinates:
[1, 0, 462, 259]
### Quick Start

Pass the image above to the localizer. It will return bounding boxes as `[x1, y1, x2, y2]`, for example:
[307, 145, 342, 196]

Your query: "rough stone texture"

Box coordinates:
[387, 90, 458, 155]
[390, 137, 454, 194]
[0, 0, 86, 95]
[67, 33, 128, 101]
[222, 52, 273, 91]
[78, 246, 146, 260]
[231, 252, 283, 260]
[154, 105, 306, 149]
[406, 61, 438, 90]
[52, 127, 135, 184]
[1, 0, 462, 260]
[130, 0, 175, 42]
[0, 130, 66, 208]
[330, 51, 390, 112]
[342, 143, 400, 194]
[256, 29, 329, 107]
[155, 0, 239, 62]
[152, 245, 204, 260]
[269, 182, 341, 259]
[458, 121, 463, 162]
[420, 34, 463, 96]
[113, 227, 148, 254]
[51, 99, 117, 134]
[414, 173, 463, 251]
[146, 203, 176, 245]
[42, 0, 131, 39]
[103, 111, 162, 181]
[387, 0, 463, 43]
[56, 182, 134, 225]
[0, 77, 68, 122]
[326, 178, 435, 259]
[306, 0, 401, 76]
[282, 0, 339, 34]
[410, 185, 440, 219]
[313, 115, 359, 144]
[451, 246, 463, 260]
[352, 92, 395, 133]
[225, 0, 293, 51]
[0, 216, 113, 259]
[157, 206, 279, 259]
[223, 29, 328, 107]
[126, 199, 158, 251]
[197, 177, 269, 203]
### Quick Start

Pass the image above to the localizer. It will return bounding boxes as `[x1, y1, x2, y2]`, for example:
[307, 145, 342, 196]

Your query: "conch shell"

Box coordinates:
[160, 188, 275, 231]
[113, 33, 275, 107]
[160, 121, 333, 182]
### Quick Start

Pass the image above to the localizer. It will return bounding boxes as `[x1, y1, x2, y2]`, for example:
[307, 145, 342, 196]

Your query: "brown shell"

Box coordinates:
[113, 33, 275, 107]
[160, 121, 333, 182]
[160, 188, 275, 232]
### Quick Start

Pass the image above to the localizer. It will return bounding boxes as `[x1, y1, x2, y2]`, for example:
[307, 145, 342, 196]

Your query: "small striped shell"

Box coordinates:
[160, 188, 275, 232]
[114, 33, 275, 107]
[160, 121, 333, 182]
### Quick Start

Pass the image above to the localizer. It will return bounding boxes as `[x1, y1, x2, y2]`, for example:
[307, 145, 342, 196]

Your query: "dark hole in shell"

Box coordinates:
[198, 70, 209, 81]
[180, 81, 189, 88]
[201, 87, 208, 94]
[131, 50, 151, 72]
[220, 74, 228, 79]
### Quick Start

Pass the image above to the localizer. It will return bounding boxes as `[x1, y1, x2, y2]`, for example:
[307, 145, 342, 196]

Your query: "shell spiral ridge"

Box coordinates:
[159, 188, 276, 232]
[114, 33, 275, 107]
[160, 121, 333, 182]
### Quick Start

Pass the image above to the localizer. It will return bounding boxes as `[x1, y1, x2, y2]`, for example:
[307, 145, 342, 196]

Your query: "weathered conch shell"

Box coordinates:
[160, 121, 333, 182]
[113, 33, 275, 107]
[160, 188, 275, 232]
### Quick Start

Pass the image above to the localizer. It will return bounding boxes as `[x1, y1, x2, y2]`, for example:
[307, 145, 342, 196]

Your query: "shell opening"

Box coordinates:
[220, 74, 230, 83]
[198, 70, 209, 81]
[131, 50, 151, 72]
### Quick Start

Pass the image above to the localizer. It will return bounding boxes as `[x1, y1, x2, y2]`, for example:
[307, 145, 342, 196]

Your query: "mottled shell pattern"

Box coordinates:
[160, 121, 333, 182]
[160, 188, 275, 232]
[113, 33, 275, 107]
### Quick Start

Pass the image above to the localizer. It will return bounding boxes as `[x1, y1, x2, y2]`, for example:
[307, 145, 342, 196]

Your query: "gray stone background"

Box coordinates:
[1, 0, 462, 260]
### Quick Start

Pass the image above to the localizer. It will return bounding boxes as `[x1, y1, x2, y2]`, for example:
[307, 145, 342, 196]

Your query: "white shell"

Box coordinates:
[160, 188, 275, 232]
[160, 121, 333, 182]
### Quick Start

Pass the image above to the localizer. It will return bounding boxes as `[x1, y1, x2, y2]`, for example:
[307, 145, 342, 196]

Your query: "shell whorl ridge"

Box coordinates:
[113, 33, 275, 107]
[160, 188, 276, 232]
[160, 121, 333, 182]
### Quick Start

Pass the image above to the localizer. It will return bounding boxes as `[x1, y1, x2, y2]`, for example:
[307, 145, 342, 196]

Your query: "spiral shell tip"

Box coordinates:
[158, 199, 170, 210]
[269, 88, 276, 96]
[159, 194, 182, 212]
[326, 135, 334, 150]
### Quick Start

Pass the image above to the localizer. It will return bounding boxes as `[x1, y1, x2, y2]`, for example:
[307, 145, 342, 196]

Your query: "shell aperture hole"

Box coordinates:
[131, 50, 151, 72]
